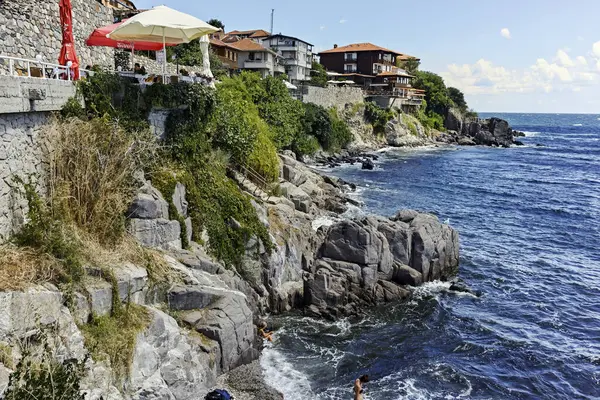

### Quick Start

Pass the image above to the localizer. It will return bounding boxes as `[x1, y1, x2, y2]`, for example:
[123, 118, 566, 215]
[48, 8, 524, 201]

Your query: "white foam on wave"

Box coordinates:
[521, 131, 541, 137]
[260, 344, 314, 400]
[573, 123, 583, 127]
[411, 280, 452, 300]
[312, 216, 340, 231]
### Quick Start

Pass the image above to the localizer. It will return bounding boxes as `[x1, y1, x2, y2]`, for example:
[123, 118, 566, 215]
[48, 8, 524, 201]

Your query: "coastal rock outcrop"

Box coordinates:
[304, 211, 459, 318]
[385, 114, 430, 147]
[442, 111, 522, 148]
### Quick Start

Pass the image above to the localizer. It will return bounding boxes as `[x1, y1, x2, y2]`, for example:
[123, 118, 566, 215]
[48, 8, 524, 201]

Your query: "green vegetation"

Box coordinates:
[397, 57, 421, 74]
[364, 101, 396, 133]
[447, 87, 467, 112]
[4, 337, 87, 400]
[207, 19, 225, 30]
[310, 62, 328, 87]
[302, 103, 352, 152]
[81, 302, 150, 383]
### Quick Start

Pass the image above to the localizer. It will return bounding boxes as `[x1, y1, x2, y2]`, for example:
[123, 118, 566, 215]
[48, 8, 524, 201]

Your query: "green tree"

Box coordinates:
[207, 19, 225, 30]
[447, 87, 467, 112]
[167, 39, 203, 66]
[310, 62, 328, 87]
[413, 70, 452, 117]
[397, 57, 420, 74]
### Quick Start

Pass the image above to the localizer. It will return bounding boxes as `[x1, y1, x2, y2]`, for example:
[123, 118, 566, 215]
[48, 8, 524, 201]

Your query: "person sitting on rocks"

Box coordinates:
[354, 375, 369, 400]
[258, 321, 273, 342]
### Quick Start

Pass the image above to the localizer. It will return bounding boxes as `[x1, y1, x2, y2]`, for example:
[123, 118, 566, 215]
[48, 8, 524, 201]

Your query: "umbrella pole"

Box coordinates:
[162, 30, 166, 81]
[131, 42, 134, 71]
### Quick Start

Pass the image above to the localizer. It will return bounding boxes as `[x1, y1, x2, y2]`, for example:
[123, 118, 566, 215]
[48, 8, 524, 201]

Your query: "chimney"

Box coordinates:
[334, 44, 338, 48]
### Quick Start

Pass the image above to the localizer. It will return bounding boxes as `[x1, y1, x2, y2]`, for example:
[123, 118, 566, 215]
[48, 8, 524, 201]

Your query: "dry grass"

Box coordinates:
[47, 118, 158, 245]
[0, 245, 62, 291]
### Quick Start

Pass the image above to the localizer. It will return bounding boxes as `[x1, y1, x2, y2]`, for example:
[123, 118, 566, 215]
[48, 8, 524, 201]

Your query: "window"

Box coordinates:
[344, 63, 357, 73]
[345, 53, 357, 61]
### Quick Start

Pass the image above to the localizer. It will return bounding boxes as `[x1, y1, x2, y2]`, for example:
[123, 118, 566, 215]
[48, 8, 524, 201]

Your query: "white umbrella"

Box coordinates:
[108, 5, 219, 78]
[283, 81, 297, 90]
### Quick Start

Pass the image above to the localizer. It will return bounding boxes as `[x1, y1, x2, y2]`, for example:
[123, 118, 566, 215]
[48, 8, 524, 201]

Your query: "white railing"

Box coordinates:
[0, 54, 81, 80]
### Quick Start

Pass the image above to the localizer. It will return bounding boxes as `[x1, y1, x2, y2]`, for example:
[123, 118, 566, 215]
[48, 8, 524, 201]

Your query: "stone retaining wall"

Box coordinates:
[0, 0, 114, 69]
[0, 112, 50, 241]
[0, 76, 77, 114]
[301, 85, 365, 109]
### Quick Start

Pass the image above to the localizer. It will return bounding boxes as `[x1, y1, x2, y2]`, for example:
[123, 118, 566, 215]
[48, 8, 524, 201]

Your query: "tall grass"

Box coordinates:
[47, 118, 157, 245]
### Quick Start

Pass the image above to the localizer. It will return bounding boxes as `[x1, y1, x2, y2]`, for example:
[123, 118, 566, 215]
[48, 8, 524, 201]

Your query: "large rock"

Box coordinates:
[172, 183, 188, 217]
[385, 115, 428, 147]
[445, 108, 464, 133]
[183, 292, 257, 373]
[127, 193, 169, 220]
[128, 218, 182, 251]
[279, 182, 311, 214]
[305, 211, 459, 316]
[129, 308, 218, 400]
[410, 213, 459, 281]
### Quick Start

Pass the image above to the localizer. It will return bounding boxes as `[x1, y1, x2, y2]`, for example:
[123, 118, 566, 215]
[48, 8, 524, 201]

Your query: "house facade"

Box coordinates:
[319, 42, 417, 85]
[265, 34, 313, 84]
[229, 38, 285, 78]
[209, 36, 240, 71]
[225, 29, 271, 43]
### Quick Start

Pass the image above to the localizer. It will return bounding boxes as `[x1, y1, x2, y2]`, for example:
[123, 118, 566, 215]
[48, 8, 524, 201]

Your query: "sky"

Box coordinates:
[136, 0, 600, 113]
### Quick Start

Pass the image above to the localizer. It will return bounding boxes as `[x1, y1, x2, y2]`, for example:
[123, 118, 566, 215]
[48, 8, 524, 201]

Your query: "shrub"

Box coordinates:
[292, 133, 320, 157]
[151, 160, 272, 269]
[48, 118, 157, 245]
[12, 178, 84, 284]
[210, 85, 259, 164]
[4, 334, 87, 400]
[60, 97, 86, 120]
[364, 102, 395, 133]
[247, 121, 280, 183]
[310, 62, 328, 87]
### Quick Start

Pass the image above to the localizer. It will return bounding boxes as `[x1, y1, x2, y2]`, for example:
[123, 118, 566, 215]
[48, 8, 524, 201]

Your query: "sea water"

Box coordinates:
[260, 113, 600, 399]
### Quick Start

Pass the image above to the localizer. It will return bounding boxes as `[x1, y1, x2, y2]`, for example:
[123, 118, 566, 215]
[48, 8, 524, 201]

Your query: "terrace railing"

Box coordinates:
[0, 55, 91, 80]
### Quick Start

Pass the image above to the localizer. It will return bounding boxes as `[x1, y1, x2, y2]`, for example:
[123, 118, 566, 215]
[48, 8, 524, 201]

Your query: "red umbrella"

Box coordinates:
[86, 20, 176, 51]
[58, 0, 79, 80]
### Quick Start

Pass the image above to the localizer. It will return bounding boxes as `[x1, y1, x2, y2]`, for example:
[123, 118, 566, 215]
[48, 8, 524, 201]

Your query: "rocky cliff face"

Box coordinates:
[0, 149, 460, 399]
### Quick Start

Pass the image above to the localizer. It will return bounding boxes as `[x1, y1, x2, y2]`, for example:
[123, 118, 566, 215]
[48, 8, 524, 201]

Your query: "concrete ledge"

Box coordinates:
[0, 76, 76, 114]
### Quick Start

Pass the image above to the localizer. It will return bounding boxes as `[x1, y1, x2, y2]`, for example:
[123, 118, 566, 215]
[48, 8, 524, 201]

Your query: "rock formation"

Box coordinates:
[441, 108, 523, 148]
[0, 148, 461, 399]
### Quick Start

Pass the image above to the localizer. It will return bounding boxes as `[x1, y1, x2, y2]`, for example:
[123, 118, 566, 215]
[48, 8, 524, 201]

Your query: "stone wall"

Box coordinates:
[0, 76, 77, 114]
[0, 0, 114, 69]
[0, 112, 50, 241]
[132, 54, 204, 76]
[301, 85, 365, 109]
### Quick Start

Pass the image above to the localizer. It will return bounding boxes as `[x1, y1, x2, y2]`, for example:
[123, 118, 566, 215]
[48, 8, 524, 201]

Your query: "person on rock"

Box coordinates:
[258, 321, 273, 342]
[354, 375, 369, 400]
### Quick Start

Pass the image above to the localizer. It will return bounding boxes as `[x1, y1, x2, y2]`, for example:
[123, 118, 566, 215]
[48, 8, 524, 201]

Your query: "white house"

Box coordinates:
[265, 34, 313, 85]
[229, 38, 285, 78]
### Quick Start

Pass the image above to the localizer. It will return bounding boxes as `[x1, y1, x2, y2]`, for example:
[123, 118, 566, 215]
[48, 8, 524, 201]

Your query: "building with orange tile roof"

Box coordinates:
[228, 38, 285, 78]
[318, 42, 419, 86]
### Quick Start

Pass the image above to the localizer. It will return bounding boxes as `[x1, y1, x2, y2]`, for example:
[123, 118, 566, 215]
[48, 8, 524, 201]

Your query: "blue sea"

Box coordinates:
[260, 113, 600, 399]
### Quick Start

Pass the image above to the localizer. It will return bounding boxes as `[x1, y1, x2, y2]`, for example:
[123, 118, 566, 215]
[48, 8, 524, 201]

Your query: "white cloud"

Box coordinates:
[319, 25, 326, 31]
[592, 41, 600, 58]
[556, 49, 575, 67]
[339, 19, 347, 24]
[441, 42, 600, 97]
[500, 28, 511, 39]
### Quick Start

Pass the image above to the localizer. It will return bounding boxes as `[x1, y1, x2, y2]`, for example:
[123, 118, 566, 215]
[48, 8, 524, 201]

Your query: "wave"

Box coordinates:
[521, 131, 541, 136]
[573, 124, 583, 127]
[312, 216, 340, 231]
[260, 345, 314, 400]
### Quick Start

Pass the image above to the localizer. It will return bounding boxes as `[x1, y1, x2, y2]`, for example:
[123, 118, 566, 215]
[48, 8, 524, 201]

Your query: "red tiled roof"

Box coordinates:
[227, 29, 271, 38]
[210, 37, 239, 51]
[319, 42, 418, 60]
[228, 38, 270, 52]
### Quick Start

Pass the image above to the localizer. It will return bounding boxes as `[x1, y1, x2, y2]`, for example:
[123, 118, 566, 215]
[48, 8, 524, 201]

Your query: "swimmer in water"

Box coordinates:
[354, 374, 369, 400]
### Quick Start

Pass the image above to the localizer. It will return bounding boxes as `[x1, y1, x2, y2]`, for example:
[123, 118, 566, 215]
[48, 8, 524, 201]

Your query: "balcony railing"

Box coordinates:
[0, 54, 81, 80]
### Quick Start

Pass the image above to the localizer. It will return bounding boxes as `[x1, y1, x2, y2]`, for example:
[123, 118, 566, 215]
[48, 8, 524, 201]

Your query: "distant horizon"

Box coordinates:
[477, 111, 600, 115]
